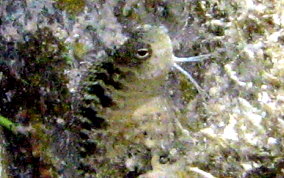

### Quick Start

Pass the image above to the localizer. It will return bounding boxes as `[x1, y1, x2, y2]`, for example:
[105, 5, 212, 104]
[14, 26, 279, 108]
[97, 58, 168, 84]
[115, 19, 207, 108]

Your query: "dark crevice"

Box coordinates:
[87, 84, 114, 107]
[78, 140, 96, 158]
[79, 107, 107, 129]
[78, 162, 96, 174]
[125, 167, 141, 178]
[3, 130, 40, 178]
[78, 131, 90, 140]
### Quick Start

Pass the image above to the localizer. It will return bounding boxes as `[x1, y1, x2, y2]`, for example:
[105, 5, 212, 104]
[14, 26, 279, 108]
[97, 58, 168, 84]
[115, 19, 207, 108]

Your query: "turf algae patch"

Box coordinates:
[179, 0, 284, 177]
[72, 41, 87, 61]
[0, 129, 8, 178]
[114, 0, 188, 29]
[55, 0, 86, 15]
[0, 27, 71, 177]
[178, 73, 198, 103]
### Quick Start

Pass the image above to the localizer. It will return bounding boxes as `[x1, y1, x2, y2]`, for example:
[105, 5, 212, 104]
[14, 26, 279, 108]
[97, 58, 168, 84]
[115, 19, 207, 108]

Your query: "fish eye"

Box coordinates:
[135, 48, 150, 59]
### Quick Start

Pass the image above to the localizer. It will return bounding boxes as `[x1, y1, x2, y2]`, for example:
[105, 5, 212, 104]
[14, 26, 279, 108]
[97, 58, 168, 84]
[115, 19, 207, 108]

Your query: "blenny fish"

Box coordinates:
[72, 25, 209, 177]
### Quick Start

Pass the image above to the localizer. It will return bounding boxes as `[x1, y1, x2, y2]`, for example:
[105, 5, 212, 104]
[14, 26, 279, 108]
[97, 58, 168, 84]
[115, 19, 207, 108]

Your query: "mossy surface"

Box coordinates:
[55, 0, 86, 15]
[0, 27, 71, 177]
[178, 73, 198, 103]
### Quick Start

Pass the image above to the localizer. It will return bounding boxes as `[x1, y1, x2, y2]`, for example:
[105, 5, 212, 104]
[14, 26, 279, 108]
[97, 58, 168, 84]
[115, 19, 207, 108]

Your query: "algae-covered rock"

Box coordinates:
[0, 0, 283, 177]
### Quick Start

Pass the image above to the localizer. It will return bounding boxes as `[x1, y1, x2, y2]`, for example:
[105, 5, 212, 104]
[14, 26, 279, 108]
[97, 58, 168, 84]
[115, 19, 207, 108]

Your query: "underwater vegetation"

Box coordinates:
[0, 27, 72, 177]
[55, 0, 86, 15]
[0, 0, 284, 177]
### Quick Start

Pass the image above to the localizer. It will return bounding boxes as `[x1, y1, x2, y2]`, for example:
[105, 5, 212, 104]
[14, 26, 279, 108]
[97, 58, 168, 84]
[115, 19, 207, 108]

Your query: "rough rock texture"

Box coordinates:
[0, 0, 283, 177]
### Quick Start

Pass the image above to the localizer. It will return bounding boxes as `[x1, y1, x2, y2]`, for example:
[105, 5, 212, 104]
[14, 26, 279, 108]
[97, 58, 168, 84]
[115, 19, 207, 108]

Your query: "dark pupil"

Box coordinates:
[137, 49, 148, 57]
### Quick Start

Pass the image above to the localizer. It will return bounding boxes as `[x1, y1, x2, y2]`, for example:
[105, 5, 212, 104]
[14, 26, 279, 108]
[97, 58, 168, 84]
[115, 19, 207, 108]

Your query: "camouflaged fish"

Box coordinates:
[73, 25, 210, 177]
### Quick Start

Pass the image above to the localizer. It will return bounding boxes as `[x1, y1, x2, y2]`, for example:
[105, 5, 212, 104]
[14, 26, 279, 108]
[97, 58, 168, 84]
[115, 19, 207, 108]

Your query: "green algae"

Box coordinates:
[0, 131, 8, 178]
[0, 26, 72, 177]
[72, 42, 87, 60]
[178, 73, 198, 103]
[16, 29, 71, 118]
[0, 115, 17, 133]
[55, 0, 86, 15]
[115, 1, 187, 28]
[17, 27, 70, 92]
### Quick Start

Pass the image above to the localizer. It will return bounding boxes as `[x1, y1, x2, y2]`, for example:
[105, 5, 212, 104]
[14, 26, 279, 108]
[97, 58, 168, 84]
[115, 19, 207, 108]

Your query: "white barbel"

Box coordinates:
[173, 54, 211, 97]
